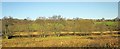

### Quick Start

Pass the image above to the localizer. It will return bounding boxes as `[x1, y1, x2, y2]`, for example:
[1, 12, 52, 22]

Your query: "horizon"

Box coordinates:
[1, 2, 118, 20]
[1, 16, 118, 20]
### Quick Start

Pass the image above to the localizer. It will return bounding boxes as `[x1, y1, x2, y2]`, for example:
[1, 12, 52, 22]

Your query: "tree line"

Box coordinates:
[1, 15, 119, 38]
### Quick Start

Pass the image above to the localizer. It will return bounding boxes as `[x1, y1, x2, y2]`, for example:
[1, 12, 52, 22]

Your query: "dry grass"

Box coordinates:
[2, 34, 119, 47]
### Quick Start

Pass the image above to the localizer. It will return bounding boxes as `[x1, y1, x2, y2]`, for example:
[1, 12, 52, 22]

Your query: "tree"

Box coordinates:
[95, 23, 107, 35]
[101, 18, 105, 21]
[77, 20, 95, 35]
[2, 16, 14, 39]
[35, 17, 47, 37]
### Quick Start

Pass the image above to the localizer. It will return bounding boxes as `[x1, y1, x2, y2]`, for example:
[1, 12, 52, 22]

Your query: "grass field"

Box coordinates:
[2, 34, 119, 47]
[95, 21, 118, 26]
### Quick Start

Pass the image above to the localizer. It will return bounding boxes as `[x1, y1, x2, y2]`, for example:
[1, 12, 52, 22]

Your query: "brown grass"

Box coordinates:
[2, 34, 119, 47]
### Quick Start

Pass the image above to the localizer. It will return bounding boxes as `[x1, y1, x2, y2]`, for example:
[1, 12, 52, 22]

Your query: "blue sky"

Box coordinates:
[2, 2, 118, 19]
[2, 0, 120, 2]
[0, 3, 1, 18]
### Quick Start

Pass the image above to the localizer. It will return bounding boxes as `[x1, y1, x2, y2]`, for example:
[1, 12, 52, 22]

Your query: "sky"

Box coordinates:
[1, 2, 118, 20]
[0, 3, 1, 18]
[1, 0, 120, 2]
